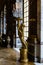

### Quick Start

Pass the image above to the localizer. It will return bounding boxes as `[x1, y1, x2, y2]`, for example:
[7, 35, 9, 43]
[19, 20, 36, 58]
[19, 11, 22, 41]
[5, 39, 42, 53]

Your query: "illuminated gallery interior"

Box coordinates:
[0, 0, 43, 65]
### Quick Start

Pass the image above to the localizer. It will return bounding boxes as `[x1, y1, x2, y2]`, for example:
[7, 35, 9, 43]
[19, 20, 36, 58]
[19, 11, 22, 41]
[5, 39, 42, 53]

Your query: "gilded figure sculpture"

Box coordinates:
[17, 20, 28, 62]
[17, 22, 28, 49]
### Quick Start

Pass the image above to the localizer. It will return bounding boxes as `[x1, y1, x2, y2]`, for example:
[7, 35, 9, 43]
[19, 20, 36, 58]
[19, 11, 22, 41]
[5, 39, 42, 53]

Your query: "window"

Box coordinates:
[0, 5, 6, 35]
[15, 0, 23, 48]
[41, 0, 43, 42]
[24, 0, 29, 41]
[41, 0, 43, 61]
[4, 5, 6, 34]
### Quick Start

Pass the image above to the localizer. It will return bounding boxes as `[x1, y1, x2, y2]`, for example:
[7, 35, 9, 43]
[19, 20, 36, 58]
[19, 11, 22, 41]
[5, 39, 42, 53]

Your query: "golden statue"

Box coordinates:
[15, 18, 35, 65]
[17, 19, 28, 62]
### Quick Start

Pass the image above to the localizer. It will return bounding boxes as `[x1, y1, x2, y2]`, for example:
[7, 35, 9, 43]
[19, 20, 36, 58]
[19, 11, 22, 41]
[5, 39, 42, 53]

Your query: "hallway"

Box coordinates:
[0, 0, 43, 65]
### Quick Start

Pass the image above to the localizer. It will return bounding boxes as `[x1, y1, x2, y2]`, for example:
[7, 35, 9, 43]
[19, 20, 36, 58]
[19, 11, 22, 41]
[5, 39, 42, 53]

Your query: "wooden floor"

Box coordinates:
[0, 48, 41, 65]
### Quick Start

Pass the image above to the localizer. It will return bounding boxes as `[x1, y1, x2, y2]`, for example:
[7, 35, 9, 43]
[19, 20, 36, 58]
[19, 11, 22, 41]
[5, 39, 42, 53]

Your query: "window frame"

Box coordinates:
[23, 0, 29, 41]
